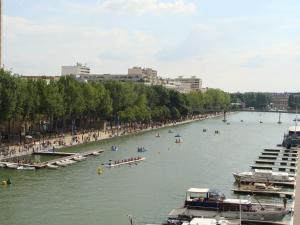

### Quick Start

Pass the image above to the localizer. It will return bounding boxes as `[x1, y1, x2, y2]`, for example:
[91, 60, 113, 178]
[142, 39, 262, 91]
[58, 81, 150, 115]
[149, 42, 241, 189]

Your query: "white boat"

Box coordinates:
[47, 163, 59, 169]
[17, 166, 35, 170]
[64, 159, 77, 165]
[92, 151, 100, 156]
[73, 155, 87, 161]
[55, 161, 68, 167]
[233, 169, 295, 183]
[105, 157, 145, 168]
[167, 188, 289, 222]
[5, 163, 18, 169]
[181, 218, 239, 225]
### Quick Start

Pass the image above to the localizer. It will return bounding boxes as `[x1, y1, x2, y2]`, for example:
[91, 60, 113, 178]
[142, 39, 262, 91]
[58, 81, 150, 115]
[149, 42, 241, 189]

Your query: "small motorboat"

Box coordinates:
[47, 163, 59, 169]
[17, 166, 36, 170]
[55, 161, 68, 167]
[137, 147, 147, 152]
[174, 134, 181, 138]
[237, 183, 282, 192]
[155, 133, 160, 137]
[202, 129, 207, 132]
[73, 155, 87, 161]
[5, 163, 18, 169]
[64, 159, 77, 165]
[111, 146, 118, 151]
[168, 129, 173, 133]
[215, 130, 220, 134]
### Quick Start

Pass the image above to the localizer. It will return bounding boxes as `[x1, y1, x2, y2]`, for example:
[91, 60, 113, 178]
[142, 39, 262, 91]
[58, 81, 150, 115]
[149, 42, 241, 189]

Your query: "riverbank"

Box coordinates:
[0, 112, 226, 161]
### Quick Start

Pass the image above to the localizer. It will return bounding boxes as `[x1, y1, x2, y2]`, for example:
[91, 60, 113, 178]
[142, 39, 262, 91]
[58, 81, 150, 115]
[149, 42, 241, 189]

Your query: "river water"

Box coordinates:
[0, 112, 296, 225]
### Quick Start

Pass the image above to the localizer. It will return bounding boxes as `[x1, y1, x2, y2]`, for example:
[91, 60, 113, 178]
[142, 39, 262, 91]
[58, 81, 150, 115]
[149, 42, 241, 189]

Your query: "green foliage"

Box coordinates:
[0, 69, 231, 139]
[231, 92, 271, 109]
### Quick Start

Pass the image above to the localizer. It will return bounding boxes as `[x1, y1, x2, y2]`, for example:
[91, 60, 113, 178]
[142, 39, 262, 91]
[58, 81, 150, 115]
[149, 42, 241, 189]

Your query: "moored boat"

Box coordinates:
[73, 155, 87, 161]
[56, 160, 68, 167]
[47, 163, 59, 169]
[0, 162, 6, 168]
[163, 217, 239, 225]
[168, 188, 289, 221]
[5, 163, 18, 169]
[236, 182, 281, 192]
[282, 125, 300, 148]
[233, 169, 295, 183]
[17, 166, 36, 170]
[137, 147, 147, 152]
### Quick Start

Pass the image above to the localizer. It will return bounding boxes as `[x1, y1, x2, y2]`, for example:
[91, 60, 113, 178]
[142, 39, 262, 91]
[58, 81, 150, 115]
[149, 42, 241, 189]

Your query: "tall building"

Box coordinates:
[61, 63, 90, 76]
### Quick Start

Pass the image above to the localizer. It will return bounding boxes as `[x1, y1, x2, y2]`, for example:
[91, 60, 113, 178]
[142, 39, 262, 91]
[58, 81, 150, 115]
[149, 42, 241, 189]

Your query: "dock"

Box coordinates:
[250, 164, 297, 172]
[232, 188, 294, 199]
[264, 148, 298, 154]
[0, 149, 104, 169]
[258, 155, 298, 161]
[261, 152, 298, 157]
[255, 159, 297, 166]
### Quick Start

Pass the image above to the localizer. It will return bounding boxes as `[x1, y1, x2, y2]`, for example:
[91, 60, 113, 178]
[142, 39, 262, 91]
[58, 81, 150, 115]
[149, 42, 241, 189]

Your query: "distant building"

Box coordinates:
[173, 76, 202, 93]
[61, 63, 90, 76]
[21, 75, 60, 84]
[76, 73, 144, 83]
[128, 67, 161, 85]
[270, 93, 290, 110]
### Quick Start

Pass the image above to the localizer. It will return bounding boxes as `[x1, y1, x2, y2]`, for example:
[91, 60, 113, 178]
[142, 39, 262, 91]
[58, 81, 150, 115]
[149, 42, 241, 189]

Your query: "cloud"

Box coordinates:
[69, 0, 196, 15]
[4, 16, 159, 75]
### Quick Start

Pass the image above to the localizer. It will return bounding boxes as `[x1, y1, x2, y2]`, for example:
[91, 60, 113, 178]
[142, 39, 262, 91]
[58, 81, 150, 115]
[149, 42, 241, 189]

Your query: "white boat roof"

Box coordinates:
[187, 188, 209, 193]
[189, 218, 217, 225]
[288, 126, 300, 132]
[224, 199, 250, 204]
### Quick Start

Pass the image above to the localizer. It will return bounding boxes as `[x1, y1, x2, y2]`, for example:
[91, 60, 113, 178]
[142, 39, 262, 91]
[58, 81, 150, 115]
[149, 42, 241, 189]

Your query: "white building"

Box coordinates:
[128, 67, 161, 85]
[174, 76, 202, 93]
[61, 63, 90, 76]
[76, 73, 144, 83]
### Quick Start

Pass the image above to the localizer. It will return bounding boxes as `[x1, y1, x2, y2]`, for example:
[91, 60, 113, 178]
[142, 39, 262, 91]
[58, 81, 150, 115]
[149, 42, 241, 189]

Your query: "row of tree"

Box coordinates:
[230, 92, 271, 109]
[0, 69, 230, 142]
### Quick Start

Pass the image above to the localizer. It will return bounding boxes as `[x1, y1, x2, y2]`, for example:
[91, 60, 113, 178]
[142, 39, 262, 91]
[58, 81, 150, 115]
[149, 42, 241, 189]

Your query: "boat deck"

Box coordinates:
[255, 160, 297, 166]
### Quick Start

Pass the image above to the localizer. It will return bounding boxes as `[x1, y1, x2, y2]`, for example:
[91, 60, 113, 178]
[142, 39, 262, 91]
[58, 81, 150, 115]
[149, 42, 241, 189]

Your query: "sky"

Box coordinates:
[3, 0, 300, 92]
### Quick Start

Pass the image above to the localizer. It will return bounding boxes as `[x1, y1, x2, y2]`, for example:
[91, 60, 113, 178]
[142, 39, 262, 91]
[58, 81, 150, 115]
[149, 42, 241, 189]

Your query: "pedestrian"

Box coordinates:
[283, 197, 287, 209]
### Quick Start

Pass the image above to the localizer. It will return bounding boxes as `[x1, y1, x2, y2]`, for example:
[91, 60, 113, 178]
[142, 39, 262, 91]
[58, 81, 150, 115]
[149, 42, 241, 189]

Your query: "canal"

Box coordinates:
[0, 112, 296, 225]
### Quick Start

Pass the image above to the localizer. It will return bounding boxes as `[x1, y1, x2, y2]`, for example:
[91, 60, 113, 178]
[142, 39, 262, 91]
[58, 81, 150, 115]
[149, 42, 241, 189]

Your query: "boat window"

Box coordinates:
[188, 192, 207, 200]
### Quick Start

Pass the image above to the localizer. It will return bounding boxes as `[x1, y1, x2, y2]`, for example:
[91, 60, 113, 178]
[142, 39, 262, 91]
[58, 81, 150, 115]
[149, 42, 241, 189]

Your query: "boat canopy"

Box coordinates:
[223, 199, 250, 204]
[187, 188, 210, 193]
[288, 126, 300, 132]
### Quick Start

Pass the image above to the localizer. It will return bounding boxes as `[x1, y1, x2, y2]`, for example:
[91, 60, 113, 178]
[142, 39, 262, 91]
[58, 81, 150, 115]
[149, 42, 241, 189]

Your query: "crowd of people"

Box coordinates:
[0, 112, 223, 161]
